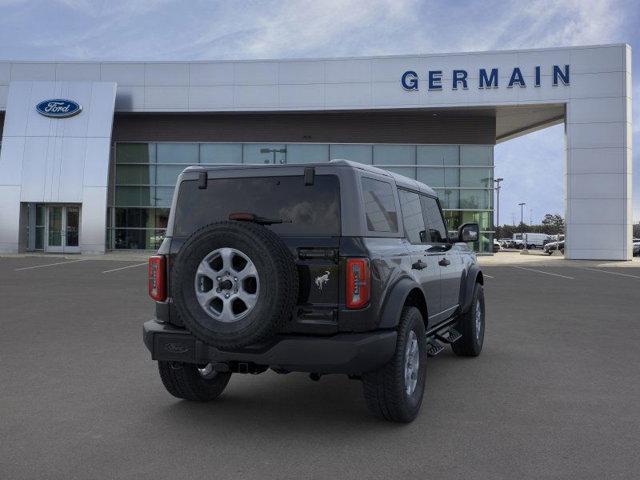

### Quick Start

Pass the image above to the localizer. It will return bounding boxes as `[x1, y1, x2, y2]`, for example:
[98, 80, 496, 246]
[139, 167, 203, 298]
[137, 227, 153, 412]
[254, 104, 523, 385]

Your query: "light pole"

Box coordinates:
[518, 202, 527, 253]
[494, 178, 503, 227]
[518, 202, 526, 226]
[260, 147, 287, 164]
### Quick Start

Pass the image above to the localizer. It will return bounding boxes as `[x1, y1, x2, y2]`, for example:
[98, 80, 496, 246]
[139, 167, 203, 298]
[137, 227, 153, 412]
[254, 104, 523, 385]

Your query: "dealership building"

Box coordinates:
[0, 44, 633, 258]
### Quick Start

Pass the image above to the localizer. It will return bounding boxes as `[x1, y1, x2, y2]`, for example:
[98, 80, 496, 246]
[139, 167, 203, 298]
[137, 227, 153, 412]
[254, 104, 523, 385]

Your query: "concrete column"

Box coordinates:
[564, 45, 632, 260]
[0, 187, 21, 252]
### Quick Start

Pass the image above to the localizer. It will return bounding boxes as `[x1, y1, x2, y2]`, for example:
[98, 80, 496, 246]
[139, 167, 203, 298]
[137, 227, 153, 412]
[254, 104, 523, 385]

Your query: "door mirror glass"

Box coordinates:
[458, 223, 479, 242]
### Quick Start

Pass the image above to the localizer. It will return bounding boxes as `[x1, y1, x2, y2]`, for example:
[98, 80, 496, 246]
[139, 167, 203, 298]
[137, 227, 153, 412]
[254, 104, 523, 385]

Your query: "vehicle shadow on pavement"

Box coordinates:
[152, 373, 387, 430]
[144, 352, 466, 434]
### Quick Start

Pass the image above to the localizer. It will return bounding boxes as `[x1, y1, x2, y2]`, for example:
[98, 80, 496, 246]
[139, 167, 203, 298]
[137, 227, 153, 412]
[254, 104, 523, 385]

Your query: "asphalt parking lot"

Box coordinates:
[1, 255, 639, 479]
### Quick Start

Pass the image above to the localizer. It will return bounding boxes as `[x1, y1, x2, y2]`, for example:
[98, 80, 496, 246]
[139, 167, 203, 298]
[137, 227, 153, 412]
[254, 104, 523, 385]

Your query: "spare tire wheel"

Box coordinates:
[172, 221, 298, 349]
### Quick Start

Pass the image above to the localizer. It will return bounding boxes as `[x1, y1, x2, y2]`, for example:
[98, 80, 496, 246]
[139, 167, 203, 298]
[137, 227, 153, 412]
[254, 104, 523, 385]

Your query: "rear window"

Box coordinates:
[361, 177, 398, 233]
[173, 175, 340, 237]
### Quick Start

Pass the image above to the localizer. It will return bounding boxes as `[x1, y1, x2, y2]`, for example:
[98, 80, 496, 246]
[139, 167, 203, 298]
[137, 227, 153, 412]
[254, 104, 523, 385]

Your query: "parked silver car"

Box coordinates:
[544, 240, 564, 255]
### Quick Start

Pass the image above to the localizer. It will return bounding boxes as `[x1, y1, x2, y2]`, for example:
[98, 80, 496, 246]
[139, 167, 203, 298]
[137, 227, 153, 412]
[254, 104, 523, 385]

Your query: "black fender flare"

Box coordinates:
[459, 264, 483, 314]
[378, 277, 426, 329]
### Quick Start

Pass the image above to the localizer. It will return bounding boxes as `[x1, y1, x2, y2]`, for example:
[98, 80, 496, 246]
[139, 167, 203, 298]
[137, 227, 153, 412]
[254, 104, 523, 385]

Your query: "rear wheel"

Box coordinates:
[158, 361, 232, 401]
[362, 306, 427, 423]
[452, 283, 485, 357]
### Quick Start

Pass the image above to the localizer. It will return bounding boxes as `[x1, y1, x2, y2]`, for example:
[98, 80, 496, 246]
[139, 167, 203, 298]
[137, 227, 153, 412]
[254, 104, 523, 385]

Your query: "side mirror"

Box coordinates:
[458, 223, 479, 243]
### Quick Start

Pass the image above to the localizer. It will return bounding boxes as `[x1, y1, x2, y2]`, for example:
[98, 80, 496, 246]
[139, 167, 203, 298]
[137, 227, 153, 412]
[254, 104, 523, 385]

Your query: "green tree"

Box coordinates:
[541, 214, 564, 230]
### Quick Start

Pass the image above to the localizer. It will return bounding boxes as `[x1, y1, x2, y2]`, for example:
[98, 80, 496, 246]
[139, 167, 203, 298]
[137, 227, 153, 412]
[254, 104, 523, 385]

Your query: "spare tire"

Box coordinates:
[172, 221, 298, 349]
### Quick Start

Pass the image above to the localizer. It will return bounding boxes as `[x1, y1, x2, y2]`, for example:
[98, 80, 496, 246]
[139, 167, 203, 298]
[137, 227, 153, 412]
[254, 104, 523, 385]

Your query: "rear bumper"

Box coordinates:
[143, 320, 397, 374]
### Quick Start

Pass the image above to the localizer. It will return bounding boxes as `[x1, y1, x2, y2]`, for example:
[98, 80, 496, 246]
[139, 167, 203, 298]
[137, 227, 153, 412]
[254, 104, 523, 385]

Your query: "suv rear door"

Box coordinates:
[397, 189, 442, 322]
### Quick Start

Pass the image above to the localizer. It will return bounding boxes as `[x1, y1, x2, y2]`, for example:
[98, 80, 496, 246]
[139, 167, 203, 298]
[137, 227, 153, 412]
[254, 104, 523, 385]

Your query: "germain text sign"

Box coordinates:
[401, 65, 570, 91]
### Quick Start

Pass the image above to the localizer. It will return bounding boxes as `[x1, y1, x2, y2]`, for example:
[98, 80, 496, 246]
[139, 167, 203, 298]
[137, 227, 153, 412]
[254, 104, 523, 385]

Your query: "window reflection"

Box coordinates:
[157, 143, 198, 164]
[330, 144, 372, 164]
[200, 144, 242, 164]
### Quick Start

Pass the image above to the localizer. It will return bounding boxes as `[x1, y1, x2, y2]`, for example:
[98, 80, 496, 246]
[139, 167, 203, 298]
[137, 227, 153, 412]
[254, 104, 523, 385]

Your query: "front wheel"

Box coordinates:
[362, 306, 427, 423]
[452, 283, 485, 357]
[158, 361, 232, 401]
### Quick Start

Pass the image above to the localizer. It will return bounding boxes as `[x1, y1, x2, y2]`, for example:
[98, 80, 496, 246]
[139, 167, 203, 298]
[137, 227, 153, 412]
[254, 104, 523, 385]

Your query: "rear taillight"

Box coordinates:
[346, 258, 370, 309]
[148, 255, 167, 302]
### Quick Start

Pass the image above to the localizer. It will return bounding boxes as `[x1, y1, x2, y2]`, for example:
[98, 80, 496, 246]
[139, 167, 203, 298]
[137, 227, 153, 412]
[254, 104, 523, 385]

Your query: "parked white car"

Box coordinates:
[513, 233, 552, 249]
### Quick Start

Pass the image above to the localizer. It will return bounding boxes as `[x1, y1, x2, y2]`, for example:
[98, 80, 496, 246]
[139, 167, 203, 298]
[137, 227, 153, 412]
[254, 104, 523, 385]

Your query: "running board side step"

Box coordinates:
[427, 342, 445, 357]
[435, 328, 461, 344]
[426, 327, 462, 357]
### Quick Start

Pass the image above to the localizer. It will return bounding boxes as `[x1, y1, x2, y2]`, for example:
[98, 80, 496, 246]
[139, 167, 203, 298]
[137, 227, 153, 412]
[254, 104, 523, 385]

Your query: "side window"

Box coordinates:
[420, 195, 448, 243]
[361, 177, 398, 233]
[398, 189, 427, 244]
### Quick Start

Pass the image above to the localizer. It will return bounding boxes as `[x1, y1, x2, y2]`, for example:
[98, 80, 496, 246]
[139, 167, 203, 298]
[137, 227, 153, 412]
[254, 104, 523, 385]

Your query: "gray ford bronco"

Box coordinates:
[144, 160, 485, 422]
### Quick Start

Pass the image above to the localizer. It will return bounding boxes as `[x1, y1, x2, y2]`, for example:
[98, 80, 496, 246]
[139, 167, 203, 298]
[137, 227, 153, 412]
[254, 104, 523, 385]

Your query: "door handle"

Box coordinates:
[412, 260, 427, 270]
[438, 258, 451, 267]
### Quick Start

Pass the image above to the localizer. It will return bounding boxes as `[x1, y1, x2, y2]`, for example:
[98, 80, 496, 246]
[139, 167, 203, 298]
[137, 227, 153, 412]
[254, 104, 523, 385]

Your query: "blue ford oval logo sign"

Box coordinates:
[36, 99, 82, 118]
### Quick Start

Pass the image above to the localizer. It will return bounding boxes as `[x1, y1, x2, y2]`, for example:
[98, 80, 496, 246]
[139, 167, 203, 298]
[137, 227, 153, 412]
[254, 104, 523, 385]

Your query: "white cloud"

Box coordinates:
[0, 0, 631, 60]
[54, 0, 173, 17]
[0, 0, 637, 221]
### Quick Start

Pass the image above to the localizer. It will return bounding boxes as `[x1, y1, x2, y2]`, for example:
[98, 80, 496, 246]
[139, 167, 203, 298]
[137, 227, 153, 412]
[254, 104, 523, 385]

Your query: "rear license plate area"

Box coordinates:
[153, 334, 197, 362]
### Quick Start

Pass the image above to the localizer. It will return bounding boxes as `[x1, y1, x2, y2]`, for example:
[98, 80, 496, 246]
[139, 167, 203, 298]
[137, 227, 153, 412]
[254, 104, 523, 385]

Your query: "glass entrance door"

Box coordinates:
[65, 206, 80, 253]
[45, 205, 81, 253]
[46, 207, 64, 253]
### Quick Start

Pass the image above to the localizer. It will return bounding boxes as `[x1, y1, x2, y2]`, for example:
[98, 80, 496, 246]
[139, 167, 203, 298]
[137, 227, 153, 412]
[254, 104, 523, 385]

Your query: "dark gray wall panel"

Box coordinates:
[112, 111, 496, 145]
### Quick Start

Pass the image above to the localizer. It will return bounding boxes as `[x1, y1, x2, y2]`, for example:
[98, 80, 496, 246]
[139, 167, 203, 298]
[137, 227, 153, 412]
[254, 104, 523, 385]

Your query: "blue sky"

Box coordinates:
[0, 0, 638, 225]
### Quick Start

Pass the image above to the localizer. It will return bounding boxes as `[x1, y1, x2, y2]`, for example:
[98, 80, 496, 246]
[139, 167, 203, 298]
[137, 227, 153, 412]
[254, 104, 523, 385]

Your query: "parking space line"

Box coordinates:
[483, 274, 495, 279]
[512, 266, 574, 280]
[102, 262, 147, 274]
[15, 259, 87, 271]
[579, 267, 640, 279]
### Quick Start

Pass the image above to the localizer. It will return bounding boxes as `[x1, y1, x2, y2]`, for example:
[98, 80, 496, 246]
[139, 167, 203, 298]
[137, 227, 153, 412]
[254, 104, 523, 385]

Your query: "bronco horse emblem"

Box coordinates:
[315, 270, 330, 291]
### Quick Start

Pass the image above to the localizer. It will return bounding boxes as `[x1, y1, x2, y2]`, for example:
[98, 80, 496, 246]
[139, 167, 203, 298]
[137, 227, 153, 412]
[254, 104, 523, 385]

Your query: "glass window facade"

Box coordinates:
[35, 204, 45, 250]
[200, 143, 243, 164]
[330, 144, 372, 164]
[373, 145, 416, 179]
[110, 142, 494, 252]
[287, 144, 329, 164]
[242, 144, 286, 164]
